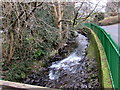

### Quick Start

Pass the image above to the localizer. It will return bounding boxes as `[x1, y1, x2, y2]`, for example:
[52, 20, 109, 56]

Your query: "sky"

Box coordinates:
[75, 0, 107, 12]
[91, 0, 107, 12]
[91, 0, 107, 6]
[0, 0, 107, 12]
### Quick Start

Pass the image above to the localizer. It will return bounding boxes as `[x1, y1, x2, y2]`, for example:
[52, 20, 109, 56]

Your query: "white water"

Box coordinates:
[49, 33, 88, 80]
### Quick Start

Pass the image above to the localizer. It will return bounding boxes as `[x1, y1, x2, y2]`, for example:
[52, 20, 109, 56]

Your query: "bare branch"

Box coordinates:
[73, 2, 84, 26]
[80, 1, 100, 23]
[4, 2, 43, 31]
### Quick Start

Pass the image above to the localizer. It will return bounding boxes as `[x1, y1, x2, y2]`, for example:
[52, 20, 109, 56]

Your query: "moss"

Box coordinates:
[86, 29, 102, 88]
[96, 36, 113, 88]
[87, 32, 98, 60]
[86, 27, 112, 88]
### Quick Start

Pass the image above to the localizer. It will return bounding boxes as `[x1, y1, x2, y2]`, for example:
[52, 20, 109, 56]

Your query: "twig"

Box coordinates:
[73, 2, 84, 26]
[81, 1, 100, 23]
[4, 2, 43, 31]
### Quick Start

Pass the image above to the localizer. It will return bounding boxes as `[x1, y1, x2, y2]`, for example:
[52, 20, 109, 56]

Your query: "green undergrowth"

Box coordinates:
[2, 60, 33, 82]
[2, 50, 58, 82]
[3, 60, 46, 82]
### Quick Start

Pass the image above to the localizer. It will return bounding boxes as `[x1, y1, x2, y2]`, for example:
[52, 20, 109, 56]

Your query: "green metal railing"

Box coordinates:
[83, 23, 120, 89]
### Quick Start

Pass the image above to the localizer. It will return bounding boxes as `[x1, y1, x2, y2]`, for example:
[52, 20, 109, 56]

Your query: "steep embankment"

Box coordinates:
[99, 15, 120, 26]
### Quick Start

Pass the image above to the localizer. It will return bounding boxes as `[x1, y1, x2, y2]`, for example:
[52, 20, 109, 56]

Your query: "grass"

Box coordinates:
[99, 15, 120, 26]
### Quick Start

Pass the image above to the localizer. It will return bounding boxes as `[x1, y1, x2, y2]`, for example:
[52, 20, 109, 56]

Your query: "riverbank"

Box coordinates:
[22, 28, 101, 89]
[99, 15, 120, 26]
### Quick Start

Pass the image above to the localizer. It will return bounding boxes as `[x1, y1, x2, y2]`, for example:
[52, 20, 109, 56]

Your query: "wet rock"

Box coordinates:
[50, 55, 63, 62]
[39, 67, 49, 72]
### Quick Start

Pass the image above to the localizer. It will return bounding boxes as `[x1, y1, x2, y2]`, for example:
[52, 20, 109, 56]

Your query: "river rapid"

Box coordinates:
[49, 33, 88, 80]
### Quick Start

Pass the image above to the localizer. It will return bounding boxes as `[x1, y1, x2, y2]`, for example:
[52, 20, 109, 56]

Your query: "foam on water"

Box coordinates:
[49, 33, 88, 80]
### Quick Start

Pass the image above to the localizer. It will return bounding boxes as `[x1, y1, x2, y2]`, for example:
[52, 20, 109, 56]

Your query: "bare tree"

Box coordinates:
[72, 1, 100, 26]
[2, 2, 43, 63]
[105, 1, 120, 14]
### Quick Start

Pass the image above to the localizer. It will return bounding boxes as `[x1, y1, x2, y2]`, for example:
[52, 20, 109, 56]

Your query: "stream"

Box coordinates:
[49, 33, 88, 80]
[23, 32, 100, 88]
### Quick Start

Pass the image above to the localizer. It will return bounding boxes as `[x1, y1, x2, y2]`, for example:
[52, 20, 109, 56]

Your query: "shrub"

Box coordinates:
[94, 12, 105, 21]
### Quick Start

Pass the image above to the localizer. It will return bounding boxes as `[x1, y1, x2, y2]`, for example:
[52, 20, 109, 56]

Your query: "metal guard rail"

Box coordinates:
[83, 23, 120, 89]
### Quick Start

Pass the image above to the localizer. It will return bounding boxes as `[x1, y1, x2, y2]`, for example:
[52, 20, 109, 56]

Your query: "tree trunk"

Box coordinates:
[58, 1, 63, 41]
